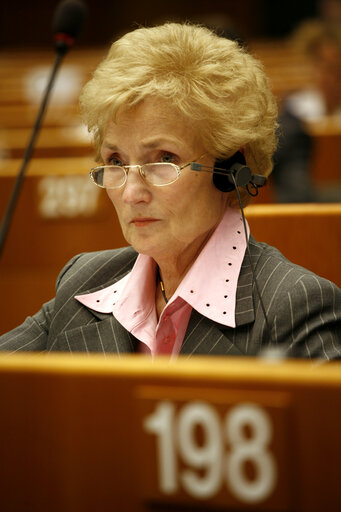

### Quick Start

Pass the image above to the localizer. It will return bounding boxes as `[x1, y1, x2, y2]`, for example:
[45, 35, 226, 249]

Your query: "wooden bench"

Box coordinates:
[0, 44, 315, 104]
[250, 40, 315, 99]
[0, 104, 82, 128]
[0, 43, 317, 108]
[307, 120, 341, 185]
[0, 126, 93, 158]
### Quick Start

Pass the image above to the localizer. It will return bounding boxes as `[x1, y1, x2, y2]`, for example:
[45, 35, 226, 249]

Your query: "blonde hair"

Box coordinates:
[80, 23, 278, 206]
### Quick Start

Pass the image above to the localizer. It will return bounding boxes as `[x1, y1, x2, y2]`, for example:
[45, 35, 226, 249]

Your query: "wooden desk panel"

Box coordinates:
[0, 354, 340, 511]
[246, 203, 341, 286]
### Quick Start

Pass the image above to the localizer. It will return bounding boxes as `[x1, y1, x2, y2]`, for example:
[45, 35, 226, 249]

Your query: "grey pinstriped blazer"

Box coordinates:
[0, 237, 340, 359]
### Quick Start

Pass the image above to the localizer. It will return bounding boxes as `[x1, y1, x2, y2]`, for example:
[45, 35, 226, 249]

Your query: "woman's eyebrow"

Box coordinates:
[140, 136, 183, 149]
[101, 136, 185, 153]
[102, 142, 119, 151]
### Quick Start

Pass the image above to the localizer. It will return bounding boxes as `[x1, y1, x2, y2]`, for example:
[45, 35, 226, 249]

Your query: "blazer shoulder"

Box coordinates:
[248, 236, 341, 292]
[56, 247, 138, 293]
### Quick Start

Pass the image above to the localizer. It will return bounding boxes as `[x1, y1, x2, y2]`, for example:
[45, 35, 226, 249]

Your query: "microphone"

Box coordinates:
[0, 0, 88, 258]
[53, 0, 88, 55]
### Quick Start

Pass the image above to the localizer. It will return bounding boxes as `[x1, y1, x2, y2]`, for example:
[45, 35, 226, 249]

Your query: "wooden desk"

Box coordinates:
[0, 354, 340, 511]
[245, 203, 341, 286]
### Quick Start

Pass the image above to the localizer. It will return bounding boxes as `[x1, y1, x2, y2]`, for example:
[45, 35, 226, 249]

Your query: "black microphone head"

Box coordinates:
[53, 0, 88, 55]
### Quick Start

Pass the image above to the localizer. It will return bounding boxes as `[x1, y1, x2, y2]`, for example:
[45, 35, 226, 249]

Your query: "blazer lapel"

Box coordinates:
[234, 257, 255, 327]
[52, 316, 139, 354]
[180, 308, 245, 357]
[180, 244, 260, 357]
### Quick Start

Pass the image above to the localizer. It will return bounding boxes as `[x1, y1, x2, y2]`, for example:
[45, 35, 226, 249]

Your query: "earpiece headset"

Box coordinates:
[190, 151, 267, 196]
[213, 151, 267, 195]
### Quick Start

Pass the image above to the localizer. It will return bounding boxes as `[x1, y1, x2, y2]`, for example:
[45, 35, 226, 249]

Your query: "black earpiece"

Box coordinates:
[212, 151, 266, 195]
[190, 152, 267, 195]
[213, 151, 247, 192]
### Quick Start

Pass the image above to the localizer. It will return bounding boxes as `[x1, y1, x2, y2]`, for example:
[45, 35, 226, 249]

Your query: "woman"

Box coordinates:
[0, 23, 340, 358]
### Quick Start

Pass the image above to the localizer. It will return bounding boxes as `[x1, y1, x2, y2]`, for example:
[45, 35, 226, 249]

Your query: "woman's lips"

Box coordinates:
[130, 218, 160, 227]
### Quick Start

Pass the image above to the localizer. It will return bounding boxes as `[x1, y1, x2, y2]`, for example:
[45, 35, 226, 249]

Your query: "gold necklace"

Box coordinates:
[157, 266, 168, 304]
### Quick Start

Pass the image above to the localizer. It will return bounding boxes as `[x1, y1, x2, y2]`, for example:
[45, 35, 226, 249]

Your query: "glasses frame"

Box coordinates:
[89, 155, 205, 189]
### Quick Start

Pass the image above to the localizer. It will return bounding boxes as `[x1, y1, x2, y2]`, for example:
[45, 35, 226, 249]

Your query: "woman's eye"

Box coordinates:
[108, 156, 123, 166]
[160, 153, 176, 164]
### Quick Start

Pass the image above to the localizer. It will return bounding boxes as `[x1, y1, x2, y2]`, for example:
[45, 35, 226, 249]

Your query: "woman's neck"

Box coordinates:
[154, 233, 213, 313]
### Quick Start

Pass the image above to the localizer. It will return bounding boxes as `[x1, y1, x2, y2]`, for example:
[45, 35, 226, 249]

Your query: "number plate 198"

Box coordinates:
[135, 387, 294, 510]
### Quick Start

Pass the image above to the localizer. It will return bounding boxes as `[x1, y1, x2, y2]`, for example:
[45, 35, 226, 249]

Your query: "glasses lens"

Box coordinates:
[143, 163, 179, 185]
[92, 166, 126, 188]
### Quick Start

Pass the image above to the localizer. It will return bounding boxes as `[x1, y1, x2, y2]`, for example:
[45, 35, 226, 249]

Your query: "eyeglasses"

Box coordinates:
[89, 158, 201, 189]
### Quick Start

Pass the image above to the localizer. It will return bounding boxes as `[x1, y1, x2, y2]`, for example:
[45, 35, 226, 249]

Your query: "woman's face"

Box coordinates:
[101, 97, 228, 264]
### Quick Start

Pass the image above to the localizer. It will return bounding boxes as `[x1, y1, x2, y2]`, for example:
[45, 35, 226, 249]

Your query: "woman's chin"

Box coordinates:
[128, 236, 170, 259]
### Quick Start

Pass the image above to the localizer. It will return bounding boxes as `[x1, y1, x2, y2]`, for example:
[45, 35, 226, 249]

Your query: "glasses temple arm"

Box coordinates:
[190, 162, 266, 187]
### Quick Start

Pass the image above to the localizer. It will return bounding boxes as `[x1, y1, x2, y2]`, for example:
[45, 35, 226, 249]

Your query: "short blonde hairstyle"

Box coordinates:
[80, 23, 278, 206]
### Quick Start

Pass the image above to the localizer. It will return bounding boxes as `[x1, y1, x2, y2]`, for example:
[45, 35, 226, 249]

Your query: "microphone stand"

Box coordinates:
[0, 50, 65, 258]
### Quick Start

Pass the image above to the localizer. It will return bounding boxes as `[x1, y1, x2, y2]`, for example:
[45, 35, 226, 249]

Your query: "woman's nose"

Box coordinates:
[121, 166, 151, 204]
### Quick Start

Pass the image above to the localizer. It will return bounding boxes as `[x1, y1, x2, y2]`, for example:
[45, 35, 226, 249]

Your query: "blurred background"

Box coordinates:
[1, 0, 340, 201]
[0, 0, 340, 332]
[0, 0, 325, 47]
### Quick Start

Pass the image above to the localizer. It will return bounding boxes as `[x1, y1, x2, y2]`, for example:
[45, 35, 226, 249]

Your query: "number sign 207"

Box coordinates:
[143, 401, 278, 504]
